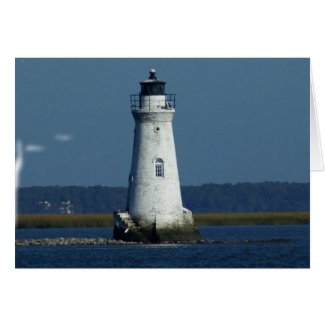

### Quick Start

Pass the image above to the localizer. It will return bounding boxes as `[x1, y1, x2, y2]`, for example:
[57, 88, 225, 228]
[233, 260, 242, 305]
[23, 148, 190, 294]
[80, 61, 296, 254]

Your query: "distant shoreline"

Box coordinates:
[16, 212, 309, 229]
[17, 183, 310, 214]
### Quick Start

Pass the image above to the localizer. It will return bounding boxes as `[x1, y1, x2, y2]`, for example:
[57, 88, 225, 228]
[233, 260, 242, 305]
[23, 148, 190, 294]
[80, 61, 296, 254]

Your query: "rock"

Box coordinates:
[15, 237, 294, 246]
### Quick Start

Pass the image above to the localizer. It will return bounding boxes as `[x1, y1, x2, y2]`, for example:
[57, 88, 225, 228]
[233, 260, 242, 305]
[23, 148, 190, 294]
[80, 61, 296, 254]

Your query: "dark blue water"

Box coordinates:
[15, 225, 309, 268]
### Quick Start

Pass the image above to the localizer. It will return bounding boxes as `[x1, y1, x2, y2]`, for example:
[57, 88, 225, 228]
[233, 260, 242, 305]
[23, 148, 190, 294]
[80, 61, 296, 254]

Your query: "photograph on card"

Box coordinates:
[15, 58, 310, 268]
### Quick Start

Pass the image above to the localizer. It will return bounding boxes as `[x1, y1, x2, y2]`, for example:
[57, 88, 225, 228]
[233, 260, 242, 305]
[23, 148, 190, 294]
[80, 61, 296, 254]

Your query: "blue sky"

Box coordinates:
[15, 58, 310, 186]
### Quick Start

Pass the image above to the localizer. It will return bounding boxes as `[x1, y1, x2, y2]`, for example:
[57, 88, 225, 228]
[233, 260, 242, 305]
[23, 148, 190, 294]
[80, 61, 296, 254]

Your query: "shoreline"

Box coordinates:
[16, 212, 310, 229]
[15, 237, 294, 246]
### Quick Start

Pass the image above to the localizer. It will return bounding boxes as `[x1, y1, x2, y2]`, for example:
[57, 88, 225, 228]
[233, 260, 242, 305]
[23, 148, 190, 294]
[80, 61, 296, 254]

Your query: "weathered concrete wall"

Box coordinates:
[127, 106, 187, 228]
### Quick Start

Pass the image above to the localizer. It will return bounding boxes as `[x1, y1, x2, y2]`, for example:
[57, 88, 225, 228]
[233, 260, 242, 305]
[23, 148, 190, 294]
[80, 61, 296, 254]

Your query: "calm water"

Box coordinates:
[15, 225, 309, 268]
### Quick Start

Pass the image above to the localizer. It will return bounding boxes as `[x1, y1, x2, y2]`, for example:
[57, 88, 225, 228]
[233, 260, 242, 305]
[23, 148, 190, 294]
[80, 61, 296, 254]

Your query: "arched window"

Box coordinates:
[155, 158, 164, 177]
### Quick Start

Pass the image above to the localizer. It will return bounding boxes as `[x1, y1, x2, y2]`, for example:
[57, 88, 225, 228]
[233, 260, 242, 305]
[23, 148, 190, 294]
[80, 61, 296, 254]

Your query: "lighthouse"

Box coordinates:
[113, 69, 200, 243]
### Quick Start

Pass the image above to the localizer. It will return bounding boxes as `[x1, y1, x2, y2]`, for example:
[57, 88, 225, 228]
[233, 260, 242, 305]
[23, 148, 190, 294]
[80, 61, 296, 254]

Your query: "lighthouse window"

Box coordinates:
[155, 158, 164, 178]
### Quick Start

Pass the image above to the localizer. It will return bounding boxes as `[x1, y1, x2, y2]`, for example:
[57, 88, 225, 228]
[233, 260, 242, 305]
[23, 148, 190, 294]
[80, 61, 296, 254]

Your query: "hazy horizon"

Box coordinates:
[17, 180, 310, 189]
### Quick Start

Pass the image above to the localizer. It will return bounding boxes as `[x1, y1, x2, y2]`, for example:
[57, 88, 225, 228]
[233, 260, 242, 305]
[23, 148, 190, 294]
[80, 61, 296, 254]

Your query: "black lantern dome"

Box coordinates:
[140, 69, 166, 95]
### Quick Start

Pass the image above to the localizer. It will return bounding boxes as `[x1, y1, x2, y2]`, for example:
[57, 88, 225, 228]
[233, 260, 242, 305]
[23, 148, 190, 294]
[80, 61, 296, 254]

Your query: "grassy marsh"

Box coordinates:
[16, 211, 309, 229]
[193, 211, 309, 226]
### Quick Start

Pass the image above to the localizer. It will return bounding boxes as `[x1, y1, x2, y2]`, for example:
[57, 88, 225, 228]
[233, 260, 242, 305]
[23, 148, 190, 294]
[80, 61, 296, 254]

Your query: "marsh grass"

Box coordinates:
[16, 214, 114, 229]
[193, 211, 309, 226]
[16, 211, 309, 229]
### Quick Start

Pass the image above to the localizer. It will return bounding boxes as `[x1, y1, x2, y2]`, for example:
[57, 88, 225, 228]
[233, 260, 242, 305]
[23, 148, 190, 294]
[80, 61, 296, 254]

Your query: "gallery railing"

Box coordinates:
[130, 94, 176, 110]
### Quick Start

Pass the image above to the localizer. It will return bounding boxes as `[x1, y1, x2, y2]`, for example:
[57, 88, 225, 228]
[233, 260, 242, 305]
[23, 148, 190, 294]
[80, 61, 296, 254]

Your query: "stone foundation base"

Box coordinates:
[113, 224, 201, 243]
[113, 211, 201, 243]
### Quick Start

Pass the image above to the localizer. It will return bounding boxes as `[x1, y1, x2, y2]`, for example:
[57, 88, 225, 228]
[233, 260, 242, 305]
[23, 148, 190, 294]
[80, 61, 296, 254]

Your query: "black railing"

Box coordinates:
[130, 94, 176, 110]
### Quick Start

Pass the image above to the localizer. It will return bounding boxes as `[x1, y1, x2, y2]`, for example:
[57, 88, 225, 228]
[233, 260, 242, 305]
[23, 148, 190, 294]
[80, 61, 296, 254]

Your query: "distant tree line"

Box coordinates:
[17, 182, 309, 214]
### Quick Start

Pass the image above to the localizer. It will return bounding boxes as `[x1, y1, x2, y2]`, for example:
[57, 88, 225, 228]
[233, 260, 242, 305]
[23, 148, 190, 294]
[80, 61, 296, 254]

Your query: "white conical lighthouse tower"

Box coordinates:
[113, 69, 199, 242]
